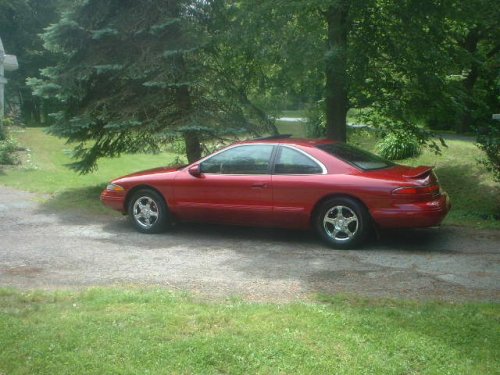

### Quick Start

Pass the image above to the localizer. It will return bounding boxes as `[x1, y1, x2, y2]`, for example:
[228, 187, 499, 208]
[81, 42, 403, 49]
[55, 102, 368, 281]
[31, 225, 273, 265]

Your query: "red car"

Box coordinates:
[101, 137, 450, 248]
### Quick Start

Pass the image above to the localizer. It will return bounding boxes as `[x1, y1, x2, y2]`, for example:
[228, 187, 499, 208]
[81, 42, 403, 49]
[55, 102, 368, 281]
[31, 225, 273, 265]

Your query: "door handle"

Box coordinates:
[251, 183, 268, 189]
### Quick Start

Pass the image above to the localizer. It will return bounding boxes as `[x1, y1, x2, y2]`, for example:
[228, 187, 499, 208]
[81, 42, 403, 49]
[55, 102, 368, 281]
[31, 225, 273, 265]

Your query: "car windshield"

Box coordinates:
[317, 143, 394, 170]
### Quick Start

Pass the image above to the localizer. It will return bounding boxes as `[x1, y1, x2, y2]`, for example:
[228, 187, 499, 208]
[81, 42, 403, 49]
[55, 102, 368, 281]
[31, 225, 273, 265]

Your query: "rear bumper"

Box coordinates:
[371, 193, 451, 228]
[100, 190, 126, 212]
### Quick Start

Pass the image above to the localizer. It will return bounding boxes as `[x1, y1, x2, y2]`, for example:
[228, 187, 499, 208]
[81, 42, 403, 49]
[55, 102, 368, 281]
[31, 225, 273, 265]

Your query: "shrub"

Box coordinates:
[375, 131, 421, 160]
[0, 138, 19, 165]
[0, 120, 19, 165]
[0, 123, 6, 141]
[305, 104, 326, 138]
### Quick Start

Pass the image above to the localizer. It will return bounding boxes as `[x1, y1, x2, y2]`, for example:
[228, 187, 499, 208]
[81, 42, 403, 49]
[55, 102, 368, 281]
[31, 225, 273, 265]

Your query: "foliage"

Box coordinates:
[426, 0, 500, 133]
[357, 109, 445, 158]
[0, 117, 20, 164]
[0, 123, 5, 142]
[0, 127, 178, 215]
[28, 0, 261, 173]
[476, 121, 500, 182]
[7, 0, 499, 172]
[305, 102, 326, 138]
[376, 132, 421, 160]
[0, 138, 18, 165]
[0, 288, 498, 374]
[229, 0, 498, 144]
[0, 121, 18, 164]
[231, 0, 458, 141]
[0, 0, 62, 123]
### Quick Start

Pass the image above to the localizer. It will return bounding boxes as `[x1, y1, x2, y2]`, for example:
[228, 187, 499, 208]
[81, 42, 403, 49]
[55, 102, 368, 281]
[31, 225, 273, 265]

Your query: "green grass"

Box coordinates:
[405, 140, 499, 228]
[275, 119, 307, 137]
[0, 288, 498, 374]
[0, 128, 179, 215]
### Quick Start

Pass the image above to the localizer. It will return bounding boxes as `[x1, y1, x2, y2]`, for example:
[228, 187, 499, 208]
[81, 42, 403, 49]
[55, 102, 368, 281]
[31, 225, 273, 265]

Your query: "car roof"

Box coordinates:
[235, 138, 338, 147]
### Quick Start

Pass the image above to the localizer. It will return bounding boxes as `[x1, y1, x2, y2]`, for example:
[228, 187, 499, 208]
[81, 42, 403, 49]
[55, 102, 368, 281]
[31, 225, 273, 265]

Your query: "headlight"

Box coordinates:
[106, 183, 125, 192]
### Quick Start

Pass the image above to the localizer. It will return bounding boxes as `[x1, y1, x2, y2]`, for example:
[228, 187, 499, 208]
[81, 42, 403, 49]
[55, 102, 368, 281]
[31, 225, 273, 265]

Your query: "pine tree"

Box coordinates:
[29, 0, 250, 172]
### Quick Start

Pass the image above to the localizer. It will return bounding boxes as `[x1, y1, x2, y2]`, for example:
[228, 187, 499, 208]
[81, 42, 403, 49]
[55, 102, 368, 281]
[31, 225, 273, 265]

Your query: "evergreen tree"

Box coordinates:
[0, 0, 61, 123]
[29, 0, 253, 172]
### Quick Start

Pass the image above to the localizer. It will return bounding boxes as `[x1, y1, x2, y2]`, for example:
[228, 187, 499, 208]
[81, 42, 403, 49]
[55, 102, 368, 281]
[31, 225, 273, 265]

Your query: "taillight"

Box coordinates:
[392, 185, 440, 196]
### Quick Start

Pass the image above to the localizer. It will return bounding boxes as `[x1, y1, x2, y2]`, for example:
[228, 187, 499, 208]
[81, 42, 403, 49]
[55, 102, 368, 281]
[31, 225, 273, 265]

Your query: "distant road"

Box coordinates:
[277, 117, 306, 122]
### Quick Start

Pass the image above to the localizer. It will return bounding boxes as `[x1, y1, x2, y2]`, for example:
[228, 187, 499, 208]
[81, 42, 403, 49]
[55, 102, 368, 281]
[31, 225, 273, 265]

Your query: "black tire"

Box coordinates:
[128, 189, 171, 234]
[315, 197, 370, 249]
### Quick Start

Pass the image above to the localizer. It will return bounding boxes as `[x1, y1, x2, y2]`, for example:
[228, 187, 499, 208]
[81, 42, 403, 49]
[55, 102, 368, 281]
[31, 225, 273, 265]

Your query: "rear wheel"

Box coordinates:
[315, 197, 369, 249]
[128, 189, 170, 233]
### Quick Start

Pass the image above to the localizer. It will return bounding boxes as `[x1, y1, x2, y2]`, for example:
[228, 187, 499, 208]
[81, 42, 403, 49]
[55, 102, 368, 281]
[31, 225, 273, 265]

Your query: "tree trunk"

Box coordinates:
[324, 3, 350, 142]
[183, 131, 202, 164]
[458, 28, 480, 133]
[174, 54, 202, 163]
[176, 84, 201, 163]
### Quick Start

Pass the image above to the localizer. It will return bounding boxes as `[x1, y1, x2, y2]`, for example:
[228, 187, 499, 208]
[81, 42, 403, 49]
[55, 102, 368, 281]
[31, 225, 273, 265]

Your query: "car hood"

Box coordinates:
[115, 165, 185, 180]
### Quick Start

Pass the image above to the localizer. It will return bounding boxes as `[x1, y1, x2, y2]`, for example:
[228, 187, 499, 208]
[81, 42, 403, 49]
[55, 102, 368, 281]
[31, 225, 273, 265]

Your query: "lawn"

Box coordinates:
[0, 125, 498, 228]
[0, 127, 179, 215]
[0, 288, 498, 374]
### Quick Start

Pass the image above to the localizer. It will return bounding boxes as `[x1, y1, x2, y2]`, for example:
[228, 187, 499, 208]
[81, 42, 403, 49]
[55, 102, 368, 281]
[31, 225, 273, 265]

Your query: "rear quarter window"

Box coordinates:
[317, 143, 394, 171]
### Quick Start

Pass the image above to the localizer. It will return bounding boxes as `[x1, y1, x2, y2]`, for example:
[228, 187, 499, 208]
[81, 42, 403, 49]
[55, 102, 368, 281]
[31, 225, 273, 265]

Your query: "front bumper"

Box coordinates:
[100, 189, 126, 212]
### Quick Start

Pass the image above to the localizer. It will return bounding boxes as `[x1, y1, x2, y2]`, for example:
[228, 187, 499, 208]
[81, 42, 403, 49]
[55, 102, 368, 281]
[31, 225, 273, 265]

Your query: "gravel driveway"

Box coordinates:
[1, 186, 499, 302]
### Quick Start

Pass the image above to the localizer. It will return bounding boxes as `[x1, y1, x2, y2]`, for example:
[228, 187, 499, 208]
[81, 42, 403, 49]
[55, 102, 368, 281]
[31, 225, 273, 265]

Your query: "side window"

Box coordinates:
[201, 145, 274, 174]
[274, 147, 323, 174]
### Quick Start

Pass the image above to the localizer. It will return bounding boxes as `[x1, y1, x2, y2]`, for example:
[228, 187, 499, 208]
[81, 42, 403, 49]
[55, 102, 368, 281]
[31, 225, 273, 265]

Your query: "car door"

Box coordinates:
[271, 145, 327, 228]
[173, 144, 275, 226]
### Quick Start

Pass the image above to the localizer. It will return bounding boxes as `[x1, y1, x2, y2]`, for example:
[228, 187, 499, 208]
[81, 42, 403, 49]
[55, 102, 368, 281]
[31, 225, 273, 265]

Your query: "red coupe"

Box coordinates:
[101, 137, 450, 248]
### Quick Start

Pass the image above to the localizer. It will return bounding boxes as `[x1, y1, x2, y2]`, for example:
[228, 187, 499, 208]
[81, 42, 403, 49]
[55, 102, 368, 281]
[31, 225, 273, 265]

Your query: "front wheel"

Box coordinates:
[128, 189, 170, 234]
[315, 197, 370, 249]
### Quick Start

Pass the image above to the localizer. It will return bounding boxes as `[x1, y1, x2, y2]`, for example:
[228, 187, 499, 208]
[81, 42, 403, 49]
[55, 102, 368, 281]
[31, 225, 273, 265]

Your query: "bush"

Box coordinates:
[0, 123, 7, 142]
[305, 103, 326, 138]
[375, 131, 421, 160]
[0, 120, 19, 165]
[0, 138, 18, 165]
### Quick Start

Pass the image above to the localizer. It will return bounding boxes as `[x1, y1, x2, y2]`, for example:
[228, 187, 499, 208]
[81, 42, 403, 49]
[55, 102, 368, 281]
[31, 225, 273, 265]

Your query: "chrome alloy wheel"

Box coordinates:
[323, 205, 359, 241]
[132, 196, 159, 229]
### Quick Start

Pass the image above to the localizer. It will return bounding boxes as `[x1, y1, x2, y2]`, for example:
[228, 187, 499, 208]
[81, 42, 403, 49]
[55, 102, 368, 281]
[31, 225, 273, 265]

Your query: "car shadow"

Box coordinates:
[104, 218, 322, 247]
[371, 228, 457, 252]
[34, 185, 477, 254]
[100, 215, 454, 253]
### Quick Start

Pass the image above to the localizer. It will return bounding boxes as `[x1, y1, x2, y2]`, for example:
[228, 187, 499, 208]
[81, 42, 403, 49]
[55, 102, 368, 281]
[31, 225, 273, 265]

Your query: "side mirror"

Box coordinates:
[188, 164, 202, 177]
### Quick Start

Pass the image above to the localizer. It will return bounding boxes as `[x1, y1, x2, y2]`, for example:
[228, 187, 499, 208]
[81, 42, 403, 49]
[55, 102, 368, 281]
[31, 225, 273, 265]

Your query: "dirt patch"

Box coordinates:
[3, 266, 43, 277]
